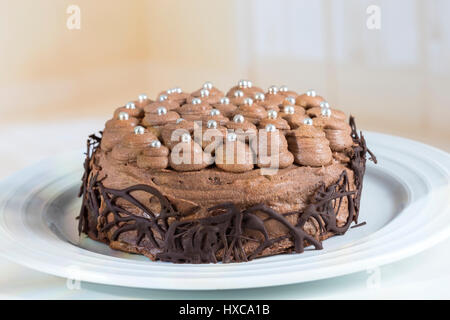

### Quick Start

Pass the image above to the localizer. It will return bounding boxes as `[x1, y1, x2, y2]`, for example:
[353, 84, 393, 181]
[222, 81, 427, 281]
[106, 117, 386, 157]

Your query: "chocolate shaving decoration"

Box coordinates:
[78, 133, 102, 238]
[157, 203, 323, 264]
[349, 115, 377, 222]
[98, 183, 179, 248]
[78, 117, 376, 263]
[298, 171, 356, 236]
[351, 221, 367, 229]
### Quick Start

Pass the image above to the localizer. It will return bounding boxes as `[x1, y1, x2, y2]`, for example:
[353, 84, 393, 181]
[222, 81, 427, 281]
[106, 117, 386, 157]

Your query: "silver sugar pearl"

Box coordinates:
[321, 108, 332, 117]
[233, 114, 245, 123]
[157, 106, 167, 115]
[151, 140, 161, 148]
[247, 80, 253, 88]
[238, 79, 248, 88]
[181, 133, 191, 143]
[158, 94, 168, 101]
[306, 89, 317, 97]
[303, 118, 313, 125]
[200, 89, 210, 97]
[203, 81, 213, 90]
[192, 98, 202, 105]
[279, 85, 289, 92]
[138, 94, 148, 102]
[254, 92, 265, 101]
[234, 90, 244, 98]
[210, 109, 221, 116]
[118, 111, 129, 121]
[267, 109, 278, 119]
[284, 106, 295, 115]
[320, 101, 330, 109]
[176, 118, 185, 124]
[166, 88, 174, 94]
[134, 126, 145, 135]
[268, 85, 278, 95]
[173, 87, 182, 94]
[265, 124, 277, 132]
[285, 96, 295, 105]
[207, 120, 218, 129]
[227, 132, 237, 142]
[126, 102, 136, 109]
[243, 97, 253, 106]
[219, 97, 230, 104]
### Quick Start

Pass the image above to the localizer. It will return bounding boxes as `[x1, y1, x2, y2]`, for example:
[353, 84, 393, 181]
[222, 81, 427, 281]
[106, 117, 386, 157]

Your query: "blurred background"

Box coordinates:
[1, 0, 450, 177]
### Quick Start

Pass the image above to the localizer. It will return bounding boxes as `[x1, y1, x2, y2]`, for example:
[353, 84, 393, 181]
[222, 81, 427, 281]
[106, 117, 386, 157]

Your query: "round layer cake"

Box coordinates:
[78, 80, 376, 263]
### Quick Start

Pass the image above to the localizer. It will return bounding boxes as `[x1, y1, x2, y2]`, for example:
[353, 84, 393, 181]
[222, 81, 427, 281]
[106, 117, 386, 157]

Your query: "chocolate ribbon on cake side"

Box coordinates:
[78, 117, 376, 264]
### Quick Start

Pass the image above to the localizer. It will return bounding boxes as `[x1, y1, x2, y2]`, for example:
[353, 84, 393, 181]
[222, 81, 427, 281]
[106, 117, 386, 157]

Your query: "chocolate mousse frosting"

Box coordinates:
[190, 87, 222, 104]
[256, 130, 294, 169]
[308, 105, 346, 121]
[263, 86, 286, 106]
[110, 127, 157, 162]
[144, 100, 180, 113]
[169, 139, 212, 172]
[199, 126, 227, 150]
[137, 142, 169, 170]
[202, 109, 229, 126]
[278, 85, 298, 98]
[179, 99, 212, 121]
[142, 110, 180, 127]
[160, 119, 198, 150]
[157, 88, 190, 105]
[259, 111, 291, 131]
[234, 99, 267, 125]
[101, 114, 139, 151]
[286, 123, 333, 166]
[212, 98, 237, 118]
[113, 103, 144, 119]
[226, 80, 263, 98]
[193, 82, 224, 97]
[215, 138, 254, 173]
[78, 80, 376, 264]
[279, 106, 307, 129]
[225, 116, 257, 133]
[313, 115, 353, 152]
[296, 90, 325, 109]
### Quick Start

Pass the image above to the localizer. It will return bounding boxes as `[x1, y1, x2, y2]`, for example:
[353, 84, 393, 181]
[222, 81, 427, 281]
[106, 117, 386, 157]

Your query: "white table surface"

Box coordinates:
[0, 120, 449, 300]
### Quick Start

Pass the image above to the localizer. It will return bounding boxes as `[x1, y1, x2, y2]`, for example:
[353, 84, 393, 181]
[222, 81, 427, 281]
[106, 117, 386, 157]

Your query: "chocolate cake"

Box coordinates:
[78, 81, 376, 264]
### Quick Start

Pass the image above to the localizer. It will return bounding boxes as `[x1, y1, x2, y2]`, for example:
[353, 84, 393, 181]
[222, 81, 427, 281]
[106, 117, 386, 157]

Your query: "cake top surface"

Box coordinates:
[100, 80, 355, 174]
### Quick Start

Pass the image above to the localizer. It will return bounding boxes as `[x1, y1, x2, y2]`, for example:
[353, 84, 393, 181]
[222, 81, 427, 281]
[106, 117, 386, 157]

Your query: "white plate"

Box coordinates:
[0, 132, 449, 290]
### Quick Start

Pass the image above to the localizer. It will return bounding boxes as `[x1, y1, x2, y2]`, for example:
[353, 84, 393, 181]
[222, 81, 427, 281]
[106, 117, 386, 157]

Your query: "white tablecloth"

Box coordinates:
[0, 120, 449, 299]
